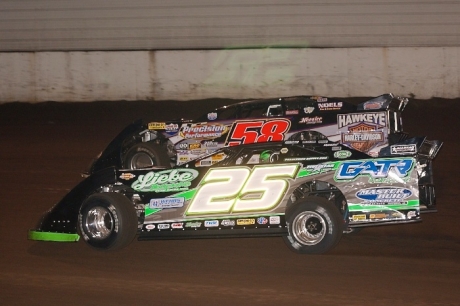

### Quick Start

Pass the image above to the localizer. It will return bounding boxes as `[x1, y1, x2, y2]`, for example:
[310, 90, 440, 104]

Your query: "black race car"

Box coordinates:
[87, 93, 410, 174]
[29, 114, 442, 253]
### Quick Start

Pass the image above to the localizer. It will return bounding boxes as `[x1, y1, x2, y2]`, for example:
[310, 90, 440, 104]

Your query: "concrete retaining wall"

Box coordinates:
[1, 47, 459, 103]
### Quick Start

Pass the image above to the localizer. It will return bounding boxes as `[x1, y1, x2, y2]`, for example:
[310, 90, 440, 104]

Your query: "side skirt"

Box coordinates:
[138, 227, 288, 240]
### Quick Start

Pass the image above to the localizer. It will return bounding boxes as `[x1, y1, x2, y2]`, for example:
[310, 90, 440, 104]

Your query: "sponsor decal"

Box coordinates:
[196, 153, 226, 167]
[299, 163, 336, 177]
[189, 143, 201, 150]
[257, 217, 268, 225]
[148, 122, 166, 130]
[318, 102, 343, 111]
[299, 116, 322, 124]
[304, 107, 315, 114]
[237, 219, 256, 226]
[165, 123, 179, 133]
[310, 96, 328, 102]
[212, 153, 226, 161]
[369, 213, 387, 219]
[356, 187, 412, 204]
[285, 157, 312, 161]
[280, 148, 289, 154]
[338, 113, 386, 129]
[352, 214, 367, 221]
[336, 159, 413, 181]
[334, 150, 352, 159]
[119, 172, 136, 180]
[179, 156, 190, 162]
[305, 156, 328, 161]
[336, 112, 388, 153]
[269, 216, 281, 225]
[221, 219, 236, 226]
[158, 224, 170, 230]
[171, 223, 184, 229]
[207, 112, 218, 121]
[363, 101, 383, 110]
[196, 160, 212, 167]
[226, 119, 291, 146]
[342, 131, 383, 142]
[285, 110, 299, 115]
[342, 123, 384, 152]
[145, 224, 155, 230]
[390, 144, 417, 155]
[204, 141, 218, 147]
[185, 222, 202, 228]
[289, 156, 328, 162]
[407, 211, 417, 219]
[204, 220, 219, 227]
[149, 197, 185, 209]
[180, 123, 228, 140]
[131, 169, 199, 192]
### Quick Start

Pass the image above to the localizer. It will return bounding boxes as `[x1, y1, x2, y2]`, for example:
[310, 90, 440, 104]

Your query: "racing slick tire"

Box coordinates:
[123, 142, 171, 169]
[283, 197, 343, 254]
[78, 193, 137, 251]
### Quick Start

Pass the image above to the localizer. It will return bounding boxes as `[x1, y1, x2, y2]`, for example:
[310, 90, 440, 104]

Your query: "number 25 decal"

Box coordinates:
[225, 119, 291, 146]
[186, 164, 299, 215]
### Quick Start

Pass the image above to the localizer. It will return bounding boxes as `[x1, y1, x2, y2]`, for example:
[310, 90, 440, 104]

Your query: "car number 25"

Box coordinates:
[186, 164, 299, 215]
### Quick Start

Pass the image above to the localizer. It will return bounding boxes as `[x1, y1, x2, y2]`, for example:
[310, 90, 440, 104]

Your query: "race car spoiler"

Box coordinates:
[357, 93, 408, 112]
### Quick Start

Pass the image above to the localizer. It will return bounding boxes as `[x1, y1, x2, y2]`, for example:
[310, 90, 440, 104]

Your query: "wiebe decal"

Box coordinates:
[131, 169, 199, 192]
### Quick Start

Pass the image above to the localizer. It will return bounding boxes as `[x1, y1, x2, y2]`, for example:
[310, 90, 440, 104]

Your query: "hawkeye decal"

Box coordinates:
[337, 113, 386, 129]
[337, 112, 388, 153]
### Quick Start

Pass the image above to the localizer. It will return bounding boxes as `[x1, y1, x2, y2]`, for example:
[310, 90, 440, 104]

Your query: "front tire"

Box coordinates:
[123, 142, 171, 169]
[79, 193, 137, 251]
[283, 197, 343, 254]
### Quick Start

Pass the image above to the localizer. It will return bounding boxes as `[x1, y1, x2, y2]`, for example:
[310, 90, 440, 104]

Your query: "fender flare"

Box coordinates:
[31, 167, 117, 235]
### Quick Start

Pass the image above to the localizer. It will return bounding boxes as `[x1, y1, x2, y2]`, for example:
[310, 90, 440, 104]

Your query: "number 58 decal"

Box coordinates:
[186, 164, 299, 215]
[225, 119, 291, 146]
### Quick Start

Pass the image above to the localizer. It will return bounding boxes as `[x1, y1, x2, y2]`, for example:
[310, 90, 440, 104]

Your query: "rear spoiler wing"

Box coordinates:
[357, 93, 408, 112]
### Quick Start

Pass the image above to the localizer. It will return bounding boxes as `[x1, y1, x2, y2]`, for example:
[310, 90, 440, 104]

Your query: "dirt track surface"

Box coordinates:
[1, 97, 459, 305]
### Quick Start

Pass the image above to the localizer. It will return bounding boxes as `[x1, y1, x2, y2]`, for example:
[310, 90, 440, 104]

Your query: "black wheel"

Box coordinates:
[78, 193, 137, 251]
[123, 142, 171, 169]
[283, 197, 344, 254]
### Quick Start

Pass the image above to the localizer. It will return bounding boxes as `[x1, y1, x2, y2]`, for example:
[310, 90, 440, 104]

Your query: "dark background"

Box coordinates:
[1, 97, 459, 305]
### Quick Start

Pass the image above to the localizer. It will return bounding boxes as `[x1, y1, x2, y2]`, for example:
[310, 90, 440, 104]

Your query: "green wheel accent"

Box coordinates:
[28, 230, 80, 242]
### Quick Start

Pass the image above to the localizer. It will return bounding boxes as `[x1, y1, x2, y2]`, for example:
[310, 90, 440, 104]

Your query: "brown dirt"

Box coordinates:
[1, 97, 459, 305]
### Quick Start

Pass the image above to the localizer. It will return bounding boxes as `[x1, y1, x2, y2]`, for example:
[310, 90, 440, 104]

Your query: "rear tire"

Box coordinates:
[283, 197, 343, 254]
[78, 193, 137, 251]
[123, 142, 171, 169]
